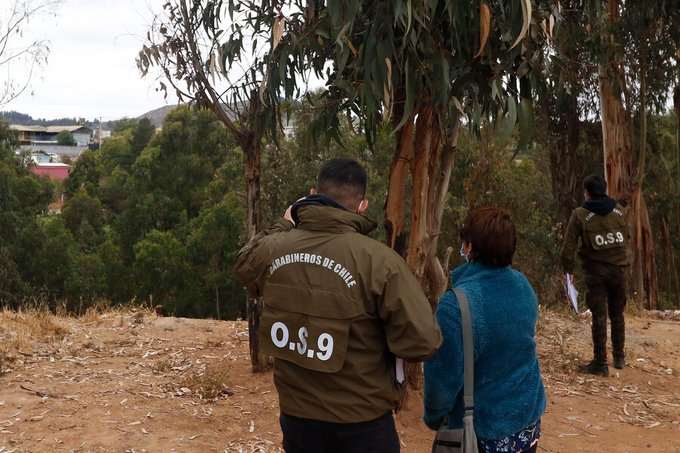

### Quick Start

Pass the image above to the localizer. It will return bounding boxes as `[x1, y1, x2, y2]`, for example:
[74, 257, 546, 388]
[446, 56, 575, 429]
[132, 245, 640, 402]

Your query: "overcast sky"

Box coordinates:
[3, 0, 177, 121]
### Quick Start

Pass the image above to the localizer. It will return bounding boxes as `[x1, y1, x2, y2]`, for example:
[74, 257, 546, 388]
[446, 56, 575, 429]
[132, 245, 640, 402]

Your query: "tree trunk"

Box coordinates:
[598, 61, 658, 308]
[241, 131, 267, 372]
[405, 106, 437, 285]
[659, 214, 677, 307]
[628, 187, 658, 308]
[424, 123, 459, 301]
[390, 107, 459, 408]
[547, 92, 583, 231]
[385, 118, 415, 256]
[214, 282, 220, 321]
[674, 74, 680, 306]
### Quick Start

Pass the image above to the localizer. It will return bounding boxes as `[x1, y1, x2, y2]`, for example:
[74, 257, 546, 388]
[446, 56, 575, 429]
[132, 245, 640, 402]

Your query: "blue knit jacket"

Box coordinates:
[423, 262, 546, 440]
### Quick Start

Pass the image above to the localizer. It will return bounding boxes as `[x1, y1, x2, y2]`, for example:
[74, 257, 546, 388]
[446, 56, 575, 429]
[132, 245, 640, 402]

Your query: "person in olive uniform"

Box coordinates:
[234, 157, 442, 453]
[560, 174, 629, 377]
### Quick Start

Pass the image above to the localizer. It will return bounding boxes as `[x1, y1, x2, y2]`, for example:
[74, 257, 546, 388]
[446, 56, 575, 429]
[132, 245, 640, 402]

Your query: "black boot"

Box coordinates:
[578, 361, 609, 377]
[613, 356, 625, 369]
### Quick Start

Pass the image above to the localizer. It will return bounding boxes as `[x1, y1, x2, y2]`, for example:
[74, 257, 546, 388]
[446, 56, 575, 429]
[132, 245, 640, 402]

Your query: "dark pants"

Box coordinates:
[584, 263, 627, 365]
[280, 411, 400, 453]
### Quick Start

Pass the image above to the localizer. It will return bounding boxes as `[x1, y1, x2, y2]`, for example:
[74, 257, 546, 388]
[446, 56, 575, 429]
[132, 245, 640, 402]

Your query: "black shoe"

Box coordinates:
[578, 361, 609, 377]
[613, 357, 625, 369]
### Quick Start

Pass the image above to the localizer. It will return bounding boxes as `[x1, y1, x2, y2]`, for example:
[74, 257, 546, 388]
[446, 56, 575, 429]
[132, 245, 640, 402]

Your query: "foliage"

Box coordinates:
[0, 119, 54, 308]
[56, 130, 76, 146]
[439, 125, 560, 303]
[132, 229, 191, 314]
[0, 110, 94, 127]
[260, 95, 395, 231]
[643, 112, 680, 308]
[0, 107, 251, 317]
[61, 187, 104, 251]
[168, 0, 557, 152]
[63, 150, 101, 197]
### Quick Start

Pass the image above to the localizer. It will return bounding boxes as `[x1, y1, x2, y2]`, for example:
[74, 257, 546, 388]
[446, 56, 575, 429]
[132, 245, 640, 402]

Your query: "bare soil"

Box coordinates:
[1, 306, 679, 453]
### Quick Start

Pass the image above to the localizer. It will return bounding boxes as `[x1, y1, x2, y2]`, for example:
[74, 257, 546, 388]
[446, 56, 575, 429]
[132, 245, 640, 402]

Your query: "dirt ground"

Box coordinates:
[1, 305, 679, 453]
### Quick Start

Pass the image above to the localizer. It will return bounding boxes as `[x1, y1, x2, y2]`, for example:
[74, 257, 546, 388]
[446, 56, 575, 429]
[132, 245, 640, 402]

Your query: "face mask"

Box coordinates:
[459, 243, 469, 263]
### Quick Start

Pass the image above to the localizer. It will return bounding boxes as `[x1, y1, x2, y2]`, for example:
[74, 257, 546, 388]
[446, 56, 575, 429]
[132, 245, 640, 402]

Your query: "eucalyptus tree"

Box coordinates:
[581, 0, 680, 308]
[137, 1, 280, 370]
[535, 1, 601, 231]
[253, 0, 557, 300]
[137, 1, 275, 241]
[260, 0, 561, 395]
[144, 0, 559, 372]
[0, 119, 54, 306]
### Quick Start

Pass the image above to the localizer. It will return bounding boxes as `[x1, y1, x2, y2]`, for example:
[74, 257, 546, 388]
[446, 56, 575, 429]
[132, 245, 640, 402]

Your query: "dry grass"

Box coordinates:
[0, 303, 160, 373]
[0, 307, 70, 374]
[0, 307, 70, 351]
[176, 361, 234, 400]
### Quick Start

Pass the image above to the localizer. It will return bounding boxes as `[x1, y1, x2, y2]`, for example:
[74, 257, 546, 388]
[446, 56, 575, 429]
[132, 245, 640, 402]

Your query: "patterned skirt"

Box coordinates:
[478, 419, 541, 453]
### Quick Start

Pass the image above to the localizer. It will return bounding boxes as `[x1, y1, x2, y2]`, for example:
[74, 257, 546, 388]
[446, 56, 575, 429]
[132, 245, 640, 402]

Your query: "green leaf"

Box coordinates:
[395, 57, 415, 131]
[499, 96, 517, 143]
[516, 98, 535, 151]
[516, 60, 530, 78]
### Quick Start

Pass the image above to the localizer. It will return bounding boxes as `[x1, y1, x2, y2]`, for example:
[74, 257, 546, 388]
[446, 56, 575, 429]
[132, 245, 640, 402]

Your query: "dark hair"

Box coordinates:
[316, 158, 367, 209]
[459, 206, 516, 268]
[583, 174, 607, 197]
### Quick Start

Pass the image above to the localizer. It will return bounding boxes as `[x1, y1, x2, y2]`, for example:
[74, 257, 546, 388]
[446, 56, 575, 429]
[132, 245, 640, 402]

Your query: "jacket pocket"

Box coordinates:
[584, 222, 626, 251]
[259, 284, 364, 373]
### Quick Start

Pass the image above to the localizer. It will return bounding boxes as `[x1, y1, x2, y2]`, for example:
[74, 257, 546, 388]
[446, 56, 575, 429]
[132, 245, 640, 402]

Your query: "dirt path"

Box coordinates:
[1, 307, 679, 452]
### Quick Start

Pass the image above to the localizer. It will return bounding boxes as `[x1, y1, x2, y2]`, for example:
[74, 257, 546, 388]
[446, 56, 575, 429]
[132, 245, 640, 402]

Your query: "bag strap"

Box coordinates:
[453, 287, 474, 412]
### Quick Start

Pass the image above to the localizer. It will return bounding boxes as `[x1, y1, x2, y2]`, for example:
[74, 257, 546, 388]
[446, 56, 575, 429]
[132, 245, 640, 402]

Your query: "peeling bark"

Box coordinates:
[598, 56, 658, 308]
[394, 108, 459, 408]
[385, 120, 415, 256]
[241, 127, 267, 372]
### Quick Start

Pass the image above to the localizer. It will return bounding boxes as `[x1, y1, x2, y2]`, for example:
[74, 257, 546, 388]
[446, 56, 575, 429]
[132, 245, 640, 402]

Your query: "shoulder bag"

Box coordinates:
[432, 287, 479, 453]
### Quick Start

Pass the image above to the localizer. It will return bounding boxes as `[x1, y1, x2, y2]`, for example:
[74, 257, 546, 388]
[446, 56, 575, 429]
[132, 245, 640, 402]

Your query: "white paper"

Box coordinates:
[395, 357, 405, 384]
[566, 273, 579, 313]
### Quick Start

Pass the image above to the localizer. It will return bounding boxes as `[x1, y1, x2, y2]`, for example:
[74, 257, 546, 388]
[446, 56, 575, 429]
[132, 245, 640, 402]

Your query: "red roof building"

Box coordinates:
[31, 162, 70, 180]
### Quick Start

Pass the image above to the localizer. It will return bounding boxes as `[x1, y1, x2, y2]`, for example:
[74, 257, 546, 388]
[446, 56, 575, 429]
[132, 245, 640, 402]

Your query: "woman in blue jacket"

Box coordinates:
[424, 206, 546, 453]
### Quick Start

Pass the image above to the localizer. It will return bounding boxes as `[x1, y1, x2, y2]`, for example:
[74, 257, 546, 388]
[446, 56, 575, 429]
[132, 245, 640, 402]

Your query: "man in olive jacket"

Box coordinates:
[560, 174, 629, 378]
[234, 158, 442, 453]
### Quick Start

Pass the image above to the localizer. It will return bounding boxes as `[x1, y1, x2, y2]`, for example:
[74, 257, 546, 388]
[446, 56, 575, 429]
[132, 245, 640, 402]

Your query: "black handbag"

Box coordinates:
[432, 288, 479, 453]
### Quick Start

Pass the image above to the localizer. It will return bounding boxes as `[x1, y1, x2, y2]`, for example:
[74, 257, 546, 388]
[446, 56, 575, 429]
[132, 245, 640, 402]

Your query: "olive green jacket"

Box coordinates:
[234, 204, 442, 423]
[560, 203, 629, 273]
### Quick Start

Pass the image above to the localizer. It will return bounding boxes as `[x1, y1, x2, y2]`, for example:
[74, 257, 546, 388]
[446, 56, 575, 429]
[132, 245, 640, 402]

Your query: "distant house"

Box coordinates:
[45, 125, 92, 147]
[10, 124, 93, 158]
[30, 150, 62, 163]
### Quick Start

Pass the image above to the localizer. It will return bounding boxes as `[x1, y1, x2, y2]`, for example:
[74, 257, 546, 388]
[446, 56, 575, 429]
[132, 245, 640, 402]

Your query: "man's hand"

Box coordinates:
[284, 196, 308, 226]
[284, 205, 295, 225]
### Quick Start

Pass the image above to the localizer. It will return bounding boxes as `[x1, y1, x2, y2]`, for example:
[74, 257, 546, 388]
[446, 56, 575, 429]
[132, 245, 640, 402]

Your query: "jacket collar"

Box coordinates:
[451, 261, 510, 288]
[583, 196, 617, 215]
[292, 196, 377, 235]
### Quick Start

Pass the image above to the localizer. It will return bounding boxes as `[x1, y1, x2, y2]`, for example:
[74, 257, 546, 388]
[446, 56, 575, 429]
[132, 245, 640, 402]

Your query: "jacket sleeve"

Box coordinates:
[378, 263, 443, 362]
[423, 290, 464, 430]
[560, 210, 581, 274]
[233, 218, 294, 295]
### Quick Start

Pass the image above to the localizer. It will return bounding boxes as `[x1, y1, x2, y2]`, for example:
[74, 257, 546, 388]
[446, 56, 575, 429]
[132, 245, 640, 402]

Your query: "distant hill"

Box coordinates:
[3, 102, 216, 131]
[137, 104, 180, 128]
[138, 102, 246, 128]
[0, 110, 114, 129]
[0, 107, 180, 130]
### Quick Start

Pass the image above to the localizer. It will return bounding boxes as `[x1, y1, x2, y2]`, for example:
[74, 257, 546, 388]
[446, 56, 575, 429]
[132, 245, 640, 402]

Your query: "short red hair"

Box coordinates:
[459, 206, 516, 267]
